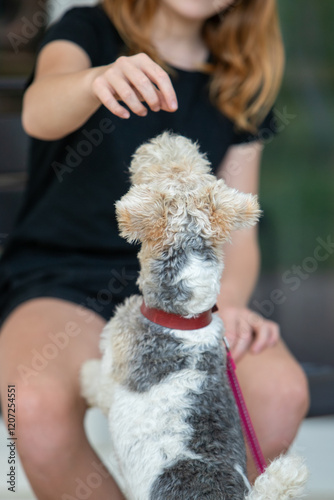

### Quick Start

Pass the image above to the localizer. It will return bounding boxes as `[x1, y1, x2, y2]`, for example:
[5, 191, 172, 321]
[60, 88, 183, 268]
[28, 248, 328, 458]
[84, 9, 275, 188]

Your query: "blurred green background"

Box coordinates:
[261, 1, 334, 271]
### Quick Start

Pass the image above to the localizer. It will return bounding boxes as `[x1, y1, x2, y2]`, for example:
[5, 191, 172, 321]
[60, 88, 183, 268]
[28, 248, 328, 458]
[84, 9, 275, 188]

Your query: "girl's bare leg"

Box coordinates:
[237, 339, 310, 481]
[0, 298, 309, 491]
[0, 298, 125, 500]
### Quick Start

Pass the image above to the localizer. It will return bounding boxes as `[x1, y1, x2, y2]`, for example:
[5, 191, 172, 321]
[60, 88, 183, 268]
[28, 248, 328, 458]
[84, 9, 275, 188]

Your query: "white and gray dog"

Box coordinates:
[81, 132, 308, 499]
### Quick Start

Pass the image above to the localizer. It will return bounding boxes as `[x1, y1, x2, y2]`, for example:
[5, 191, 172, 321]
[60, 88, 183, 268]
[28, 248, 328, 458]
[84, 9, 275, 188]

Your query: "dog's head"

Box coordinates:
[129, 132, 212, 187]
[115, 133, 261, 315]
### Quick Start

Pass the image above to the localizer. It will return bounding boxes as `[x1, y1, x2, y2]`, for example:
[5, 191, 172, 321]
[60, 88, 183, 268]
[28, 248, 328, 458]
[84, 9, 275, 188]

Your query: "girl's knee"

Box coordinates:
[262, 362, 310, 456]
[278, 361, 310, 420]
[7, 379, 85, 468]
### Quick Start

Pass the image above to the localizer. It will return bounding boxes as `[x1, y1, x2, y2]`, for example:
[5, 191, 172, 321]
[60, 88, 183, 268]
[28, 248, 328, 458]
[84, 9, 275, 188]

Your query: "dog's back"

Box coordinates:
[100, 295, 248, 500]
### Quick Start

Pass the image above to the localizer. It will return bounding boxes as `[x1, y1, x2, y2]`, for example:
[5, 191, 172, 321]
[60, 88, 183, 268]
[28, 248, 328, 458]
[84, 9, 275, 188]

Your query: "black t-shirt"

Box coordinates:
[0, 5, 274, 280]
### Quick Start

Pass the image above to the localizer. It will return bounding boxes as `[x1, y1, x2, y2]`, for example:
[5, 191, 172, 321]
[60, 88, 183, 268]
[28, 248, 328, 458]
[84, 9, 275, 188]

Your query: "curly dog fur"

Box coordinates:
[81, 132, 308, 499]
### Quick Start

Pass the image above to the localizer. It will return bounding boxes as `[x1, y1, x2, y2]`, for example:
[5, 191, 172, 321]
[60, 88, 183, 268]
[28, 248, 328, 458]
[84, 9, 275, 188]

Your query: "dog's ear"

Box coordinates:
[115, 185, 166, 244]
[209, 179, 261, 238]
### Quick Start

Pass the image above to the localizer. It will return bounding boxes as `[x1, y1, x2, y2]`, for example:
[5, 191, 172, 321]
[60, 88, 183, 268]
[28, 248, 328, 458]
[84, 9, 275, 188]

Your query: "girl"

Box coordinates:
[0, 1, 309, 498]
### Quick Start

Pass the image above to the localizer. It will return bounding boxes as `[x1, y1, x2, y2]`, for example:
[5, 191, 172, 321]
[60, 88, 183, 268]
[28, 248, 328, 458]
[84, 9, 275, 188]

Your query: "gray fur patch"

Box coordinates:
[150, 246, 193, 314]
[150, 457, 247, 500]
[150, 347, 248, 499]
[123, 316, 192, 392]
[151, 459, 227, 499]
[150, 235, 218, 315]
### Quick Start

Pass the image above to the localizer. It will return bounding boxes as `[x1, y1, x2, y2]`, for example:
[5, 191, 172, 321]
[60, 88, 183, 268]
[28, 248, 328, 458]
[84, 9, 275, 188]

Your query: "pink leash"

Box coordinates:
[224, 337, 267, 475]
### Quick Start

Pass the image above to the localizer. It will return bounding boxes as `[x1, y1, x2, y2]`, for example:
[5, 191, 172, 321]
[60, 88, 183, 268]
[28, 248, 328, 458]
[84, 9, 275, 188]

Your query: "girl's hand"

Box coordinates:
[219, 306, 280, 362]
[91, 53, 178, 119]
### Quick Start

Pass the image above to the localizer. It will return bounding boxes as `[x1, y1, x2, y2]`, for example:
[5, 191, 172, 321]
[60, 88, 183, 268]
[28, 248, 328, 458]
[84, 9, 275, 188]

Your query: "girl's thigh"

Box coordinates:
[236, 339, 307, 397]
[0, 297, 106, 410]
[236, 339, 309, 440]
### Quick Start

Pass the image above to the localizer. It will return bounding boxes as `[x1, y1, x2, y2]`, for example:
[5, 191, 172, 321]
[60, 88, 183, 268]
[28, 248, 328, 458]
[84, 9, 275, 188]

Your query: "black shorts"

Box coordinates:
[0, 251, 140, 328]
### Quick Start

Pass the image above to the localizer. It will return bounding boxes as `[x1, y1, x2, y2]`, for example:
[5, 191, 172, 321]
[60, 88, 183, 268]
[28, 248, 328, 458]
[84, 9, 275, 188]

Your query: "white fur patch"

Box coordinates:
[234, 463, 251, 493]
[107, 370, 206, 500]
[176, 253, 223, 315]
[246, 454, 309, 500]
[172, 313, 223, 345]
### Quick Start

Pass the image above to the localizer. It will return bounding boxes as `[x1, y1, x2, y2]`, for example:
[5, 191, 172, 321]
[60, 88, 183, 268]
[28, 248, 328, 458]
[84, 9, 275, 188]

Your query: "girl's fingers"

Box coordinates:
[136, 54, 178, 111]
[268, 321, 281, 346]
[221, 308, 281, 361]
[120, 63, 161, 112]
[219, 307, 281, 362]
[156, 88, 173, 112]
[92, 77, 130, 119]
[232, 317, 253, 361]
[95, 54, 178, 117]
[108, 73, 148, 116]
[250, 318, 280, 354]
[250, 324, 271, 354]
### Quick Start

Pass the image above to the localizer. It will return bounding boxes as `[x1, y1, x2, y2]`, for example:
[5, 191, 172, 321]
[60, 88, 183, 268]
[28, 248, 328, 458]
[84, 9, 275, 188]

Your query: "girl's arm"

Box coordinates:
[22, 40, 178, 140]
[216, 142, 280, 361]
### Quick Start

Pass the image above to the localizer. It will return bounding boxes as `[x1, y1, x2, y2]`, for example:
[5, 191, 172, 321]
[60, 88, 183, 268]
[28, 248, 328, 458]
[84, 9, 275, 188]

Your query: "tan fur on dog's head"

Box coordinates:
[207, 179, 261, 239]
[116, 179, 261, 248]
[115, 132, 261, 314]
[129, 132, 212, 188]
[116, 184, 167, 249]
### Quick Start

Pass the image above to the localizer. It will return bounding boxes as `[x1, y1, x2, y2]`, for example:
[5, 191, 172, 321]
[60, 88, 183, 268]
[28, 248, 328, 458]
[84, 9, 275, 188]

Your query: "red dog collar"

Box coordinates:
[140, 301, 218, 330]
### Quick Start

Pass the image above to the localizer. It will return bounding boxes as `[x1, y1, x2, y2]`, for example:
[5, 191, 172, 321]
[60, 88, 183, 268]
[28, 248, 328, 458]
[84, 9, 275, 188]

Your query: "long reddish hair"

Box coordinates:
[103, 0, 284, 132]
